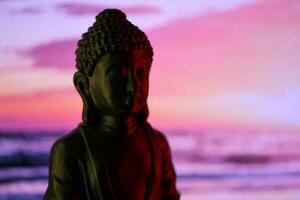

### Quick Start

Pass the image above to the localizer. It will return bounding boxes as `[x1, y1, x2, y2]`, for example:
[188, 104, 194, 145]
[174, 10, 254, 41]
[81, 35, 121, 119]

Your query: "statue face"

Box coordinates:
[88, 50, 151, 116]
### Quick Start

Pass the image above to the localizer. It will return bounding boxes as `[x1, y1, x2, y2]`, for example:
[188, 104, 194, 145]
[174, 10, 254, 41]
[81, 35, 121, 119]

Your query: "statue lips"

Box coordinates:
[124, 96, 134, 108]
[123, 93, 143, 112]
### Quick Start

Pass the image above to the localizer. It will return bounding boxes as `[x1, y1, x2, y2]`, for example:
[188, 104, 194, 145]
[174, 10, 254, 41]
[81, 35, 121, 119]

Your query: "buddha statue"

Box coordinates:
[43, 9, 180, 200]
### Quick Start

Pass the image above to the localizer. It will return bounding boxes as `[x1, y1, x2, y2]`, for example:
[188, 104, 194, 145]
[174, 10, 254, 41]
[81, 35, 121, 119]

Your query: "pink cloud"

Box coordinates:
[147, 0, 300, 96]
[22, 40, 77, 69]
[55, 3, 160, 16]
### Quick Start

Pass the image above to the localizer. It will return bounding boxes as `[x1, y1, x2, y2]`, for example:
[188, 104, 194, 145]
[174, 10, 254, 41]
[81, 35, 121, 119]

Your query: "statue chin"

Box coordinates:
[95, 97, 146, 117]
[84, 99, 147, 125]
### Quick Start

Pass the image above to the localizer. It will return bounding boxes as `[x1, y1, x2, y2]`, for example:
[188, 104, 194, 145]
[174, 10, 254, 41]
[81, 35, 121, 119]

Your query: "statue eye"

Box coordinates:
[106, 67, 119, 81]
[106, 69, 115, 78]
[136, 67, 148, 80]
[137, 69, 143, 77]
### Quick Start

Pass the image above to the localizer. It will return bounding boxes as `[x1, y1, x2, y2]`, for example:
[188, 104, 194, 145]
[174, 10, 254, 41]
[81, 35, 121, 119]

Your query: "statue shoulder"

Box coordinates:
[46, 126, 85, 198]
[148, 125, 171, 153]
[50, 126, 84, 157]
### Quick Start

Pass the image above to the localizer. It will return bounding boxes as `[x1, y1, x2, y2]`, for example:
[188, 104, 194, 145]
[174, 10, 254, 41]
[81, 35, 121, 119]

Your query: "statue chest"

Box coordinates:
[83, 126, 163, 199]
[84, 129, 160, 199]
[104, 131, 161, 199]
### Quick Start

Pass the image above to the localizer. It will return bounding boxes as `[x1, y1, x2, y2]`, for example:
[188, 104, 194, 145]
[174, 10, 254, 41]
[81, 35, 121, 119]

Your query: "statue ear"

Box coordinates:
[73, 71, 93, 124]
[73, 71, 89, 99]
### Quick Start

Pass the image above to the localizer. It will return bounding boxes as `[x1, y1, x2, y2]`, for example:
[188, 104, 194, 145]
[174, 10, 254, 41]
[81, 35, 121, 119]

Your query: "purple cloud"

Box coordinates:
[0, 0, 16, 2]
[21, 40, 77, 69]
[55, 3, 160, 16]
[10, 7, 43, 15]
[122, 6, 160, 15]
[0, 0, 29, 3]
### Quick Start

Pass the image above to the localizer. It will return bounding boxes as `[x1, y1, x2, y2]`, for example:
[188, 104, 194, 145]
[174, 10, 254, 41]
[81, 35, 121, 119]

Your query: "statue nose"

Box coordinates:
[126, 67, 136, 94]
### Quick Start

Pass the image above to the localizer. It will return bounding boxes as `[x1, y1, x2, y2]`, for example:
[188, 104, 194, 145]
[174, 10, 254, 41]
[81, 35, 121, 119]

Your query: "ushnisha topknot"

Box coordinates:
[75, 9, 153, 76]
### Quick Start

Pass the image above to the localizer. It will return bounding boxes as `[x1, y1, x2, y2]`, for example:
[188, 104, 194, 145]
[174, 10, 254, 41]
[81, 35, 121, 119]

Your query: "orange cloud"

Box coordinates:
[0, 89, 81, 131]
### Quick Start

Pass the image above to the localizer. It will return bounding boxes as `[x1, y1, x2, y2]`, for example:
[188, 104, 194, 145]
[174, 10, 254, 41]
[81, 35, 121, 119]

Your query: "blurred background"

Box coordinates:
[0, 0, 300, 199]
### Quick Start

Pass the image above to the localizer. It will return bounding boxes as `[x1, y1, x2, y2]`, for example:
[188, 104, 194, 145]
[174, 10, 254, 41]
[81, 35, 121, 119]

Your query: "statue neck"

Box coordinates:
[89, 113, 141, 135]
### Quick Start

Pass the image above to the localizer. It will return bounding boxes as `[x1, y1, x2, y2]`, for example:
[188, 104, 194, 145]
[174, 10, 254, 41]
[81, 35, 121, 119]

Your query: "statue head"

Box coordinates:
[73, 9, 153, 125]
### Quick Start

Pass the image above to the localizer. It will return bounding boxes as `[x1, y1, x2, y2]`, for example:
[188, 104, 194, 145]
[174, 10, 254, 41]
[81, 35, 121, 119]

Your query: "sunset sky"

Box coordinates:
[0, 0, 299, 131]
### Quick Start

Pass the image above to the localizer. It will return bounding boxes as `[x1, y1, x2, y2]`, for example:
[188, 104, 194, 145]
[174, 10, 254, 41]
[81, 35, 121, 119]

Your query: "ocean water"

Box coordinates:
[0, 128, 300, 200]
